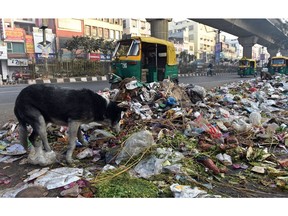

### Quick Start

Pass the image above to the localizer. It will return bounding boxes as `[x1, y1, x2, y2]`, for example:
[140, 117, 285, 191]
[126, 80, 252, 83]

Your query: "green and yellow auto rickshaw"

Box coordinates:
[269, 56, 288, 75]
[238, 57, 257, 77]
[109, 35, 178, 88]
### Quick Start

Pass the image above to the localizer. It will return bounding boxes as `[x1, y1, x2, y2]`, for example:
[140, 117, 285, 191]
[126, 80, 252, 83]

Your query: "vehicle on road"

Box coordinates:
[269, 56, 288, 75]
[12, 71, 40, 81]
[109, 35, 179, 89]
[238, 57, 257, 77]
[12, 71, 31, 80]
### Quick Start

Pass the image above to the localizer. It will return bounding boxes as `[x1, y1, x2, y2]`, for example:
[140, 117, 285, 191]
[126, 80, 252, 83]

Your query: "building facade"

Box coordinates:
[0, 18, 125, 80]
[122, 18, 150, 37]
[169, 19, 217, 62]
[1, 18, 36, 80]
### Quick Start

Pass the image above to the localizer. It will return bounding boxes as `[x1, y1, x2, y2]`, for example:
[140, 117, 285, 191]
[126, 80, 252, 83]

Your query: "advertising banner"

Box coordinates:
[215, 42, 222, 52]
[35, 53, 56, 64]
[5, 28, 25, 41]
[33, 31, 56, 57]
[25, 35, 34, 54]
[215, 42, 222, 63]
[89, 53, 101, 61]
[100, 54, 111, 61]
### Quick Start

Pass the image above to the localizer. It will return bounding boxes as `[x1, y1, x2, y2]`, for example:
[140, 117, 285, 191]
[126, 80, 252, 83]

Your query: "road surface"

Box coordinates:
[0, 73, 253, 127]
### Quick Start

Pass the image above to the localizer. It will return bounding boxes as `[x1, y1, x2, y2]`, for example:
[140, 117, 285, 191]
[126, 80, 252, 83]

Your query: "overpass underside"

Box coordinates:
[190, 19, 288, 58]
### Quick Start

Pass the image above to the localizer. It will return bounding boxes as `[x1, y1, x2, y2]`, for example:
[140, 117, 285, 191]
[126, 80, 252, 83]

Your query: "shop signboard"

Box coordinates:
[100, 54, 111, 61]
[25, 35, 35, 54]
[89, 53, 101, 61]
[7, 58, 28, 66]
[5, 28, 25, 41]
[215, 42, 222, 63]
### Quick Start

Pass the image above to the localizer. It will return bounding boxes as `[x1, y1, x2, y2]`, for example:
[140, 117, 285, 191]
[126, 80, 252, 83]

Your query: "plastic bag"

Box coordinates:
[115, 130, 154, 164]
[249, 111, 262, 126]
[28, 145, 57, 166]
[133, 155, 165, 179]
[194, 114, 222, 139]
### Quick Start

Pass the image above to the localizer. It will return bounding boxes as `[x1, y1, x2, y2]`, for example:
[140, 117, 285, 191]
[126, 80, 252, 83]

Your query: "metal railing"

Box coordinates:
[28, 59, 111, 79]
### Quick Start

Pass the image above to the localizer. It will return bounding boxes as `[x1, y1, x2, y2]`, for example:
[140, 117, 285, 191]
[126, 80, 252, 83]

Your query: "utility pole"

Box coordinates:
[215, 30, 221, 65]
[40, 19, 48, 78]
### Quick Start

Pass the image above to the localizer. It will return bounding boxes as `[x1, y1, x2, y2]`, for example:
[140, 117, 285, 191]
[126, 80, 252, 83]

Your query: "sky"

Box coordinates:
[2, 0, 288, 18]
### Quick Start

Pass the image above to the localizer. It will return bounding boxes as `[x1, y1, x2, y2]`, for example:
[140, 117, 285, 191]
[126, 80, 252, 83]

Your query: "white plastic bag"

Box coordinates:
[115, 130, 154, 164]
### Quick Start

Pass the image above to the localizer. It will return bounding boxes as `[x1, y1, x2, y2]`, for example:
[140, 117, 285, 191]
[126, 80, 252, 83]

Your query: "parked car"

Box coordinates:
[12, 71, 39, 80]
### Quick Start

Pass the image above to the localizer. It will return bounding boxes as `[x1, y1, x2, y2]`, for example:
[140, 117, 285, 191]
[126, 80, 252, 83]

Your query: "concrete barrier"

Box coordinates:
[13, 72, 231, 86]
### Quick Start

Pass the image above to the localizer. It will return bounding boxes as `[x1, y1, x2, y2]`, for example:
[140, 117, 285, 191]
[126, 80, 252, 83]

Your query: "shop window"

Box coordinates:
[109, 29, 114, 39]
[7, 42, 25, 53]
[92, 26, 97, 37]
[85, 25, 91, 36]
[104, 28, 109, 39]
[132, 19, 137, 28]
[115, 31, 120, 40]
[98, 27, 103, 38]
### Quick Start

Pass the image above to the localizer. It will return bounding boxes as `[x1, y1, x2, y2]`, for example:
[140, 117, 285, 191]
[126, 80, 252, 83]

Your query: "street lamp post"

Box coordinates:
[40, 24, 48, 78]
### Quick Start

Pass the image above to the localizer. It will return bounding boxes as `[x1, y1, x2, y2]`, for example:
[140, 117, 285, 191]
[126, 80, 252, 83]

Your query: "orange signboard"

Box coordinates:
[25, 35, 34, 53]
[5, 28, 25, 41]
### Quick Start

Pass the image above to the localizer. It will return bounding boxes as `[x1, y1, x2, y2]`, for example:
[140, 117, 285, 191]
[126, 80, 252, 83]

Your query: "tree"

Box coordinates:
[64, 36, 116, 75]
[99, 39, 116, 58]
[64, 36, 84, 60]
[64, 36, 115, 59]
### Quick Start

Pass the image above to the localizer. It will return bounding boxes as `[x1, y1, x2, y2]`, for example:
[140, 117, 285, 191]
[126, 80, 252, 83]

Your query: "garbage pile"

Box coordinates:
[1, 75, 288, 198]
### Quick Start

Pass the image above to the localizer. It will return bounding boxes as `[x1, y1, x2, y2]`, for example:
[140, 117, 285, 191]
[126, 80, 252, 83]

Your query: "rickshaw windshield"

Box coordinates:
[272, 58, 285, 65]
[112, 39, 140, 57]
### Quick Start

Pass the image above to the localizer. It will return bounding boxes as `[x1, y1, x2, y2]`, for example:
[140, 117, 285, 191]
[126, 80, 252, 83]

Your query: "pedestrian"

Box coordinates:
[6, 75, 10, 84]
[207, 62, 213, 76]
[267, 58, 271, 68]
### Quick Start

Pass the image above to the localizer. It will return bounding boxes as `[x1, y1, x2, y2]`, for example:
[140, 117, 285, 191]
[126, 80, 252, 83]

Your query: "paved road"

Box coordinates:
[0, 73, 253, 127]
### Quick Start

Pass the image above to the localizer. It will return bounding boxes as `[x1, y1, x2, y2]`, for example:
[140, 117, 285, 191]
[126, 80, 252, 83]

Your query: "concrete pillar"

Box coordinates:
[1, 60, 8, 81]
[146, 19, 172, 40]
[238, 36, 259, 59]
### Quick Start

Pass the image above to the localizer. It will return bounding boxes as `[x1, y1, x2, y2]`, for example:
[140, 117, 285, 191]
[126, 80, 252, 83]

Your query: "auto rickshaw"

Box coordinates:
[238, 57, 257, 77]
[109, 35, 178, 88]
[269, 56, 288, 75]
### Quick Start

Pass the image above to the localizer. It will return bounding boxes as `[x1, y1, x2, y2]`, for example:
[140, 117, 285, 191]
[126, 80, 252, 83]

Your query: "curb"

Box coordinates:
[178, 72, 230, 77]
[17, 75, 108, 85]
[13, 72, 234, 85]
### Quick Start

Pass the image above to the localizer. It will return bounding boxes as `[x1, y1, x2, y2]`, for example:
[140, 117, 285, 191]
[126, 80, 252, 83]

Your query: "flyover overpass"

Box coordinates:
[147, 18, 288, 59]
[190, 19, 288, 58]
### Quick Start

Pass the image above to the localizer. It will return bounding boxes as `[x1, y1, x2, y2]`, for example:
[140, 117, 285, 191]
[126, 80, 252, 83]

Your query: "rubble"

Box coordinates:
[1, 75, 288, 197]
